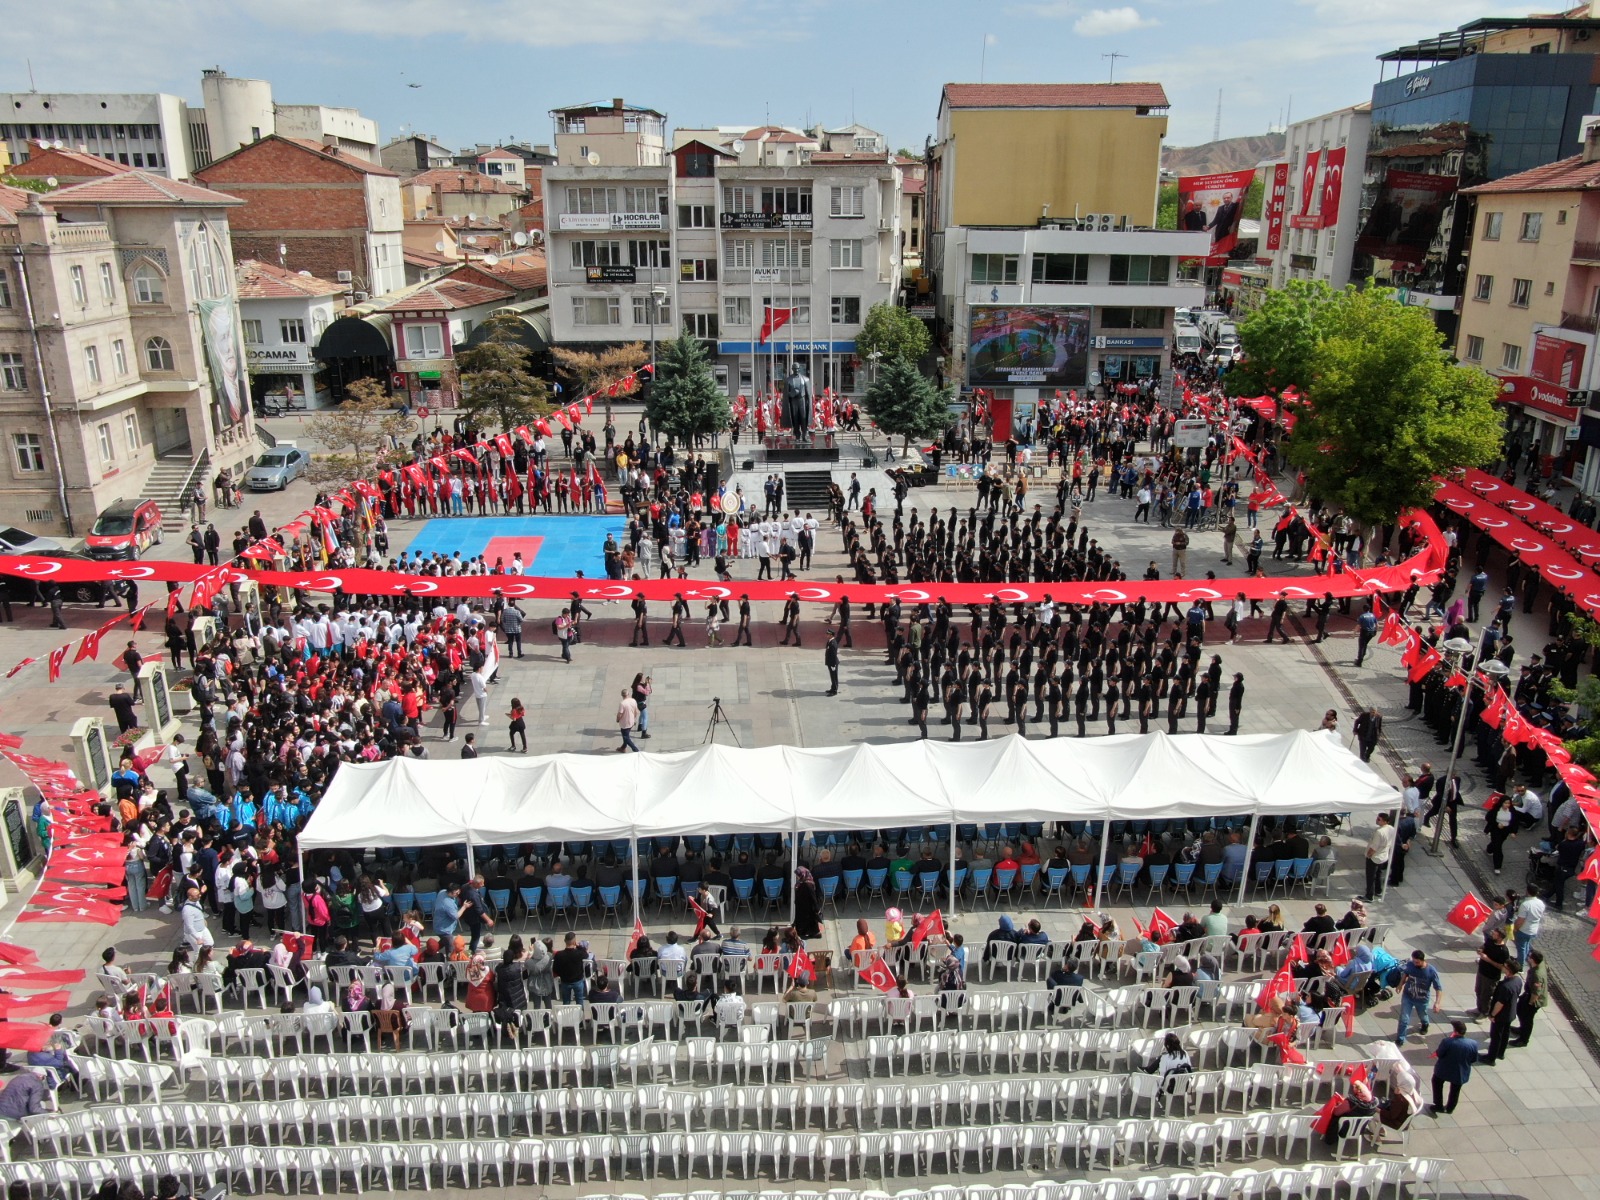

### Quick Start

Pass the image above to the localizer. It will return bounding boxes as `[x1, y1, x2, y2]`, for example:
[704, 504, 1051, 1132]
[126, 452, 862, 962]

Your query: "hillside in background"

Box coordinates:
[1163, 133, 1285, 177]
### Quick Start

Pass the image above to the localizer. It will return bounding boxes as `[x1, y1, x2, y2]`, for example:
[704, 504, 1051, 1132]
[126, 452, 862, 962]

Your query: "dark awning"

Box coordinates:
[315, 314, 395, 362]
[463, 307, 550, 355]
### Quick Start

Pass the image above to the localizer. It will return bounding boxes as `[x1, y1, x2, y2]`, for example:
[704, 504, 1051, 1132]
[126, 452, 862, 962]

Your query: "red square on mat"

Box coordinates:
[482, 536, 544, 570]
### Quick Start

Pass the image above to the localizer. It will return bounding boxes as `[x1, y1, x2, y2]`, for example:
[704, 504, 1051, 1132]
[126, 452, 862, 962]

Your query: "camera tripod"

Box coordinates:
[703, 696, 741, 747]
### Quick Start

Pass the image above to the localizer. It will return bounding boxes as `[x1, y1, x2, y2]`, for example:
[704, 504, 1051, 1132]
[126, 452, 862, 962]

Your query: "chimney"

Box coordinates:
[613, 98, 624, 114]
[321, 134, 340, 155]
[1585, 121, 1600, 164]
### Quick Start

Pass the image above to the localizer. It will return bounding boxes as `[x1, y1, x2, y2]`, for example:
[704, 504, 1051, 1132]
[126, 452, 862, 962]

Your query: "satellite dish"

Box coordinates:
[297, 270, 312, 277]
[467, 211, 478, 222]
[435, 240, 447, 252]
[465, 235, 479, 245]
[585, 152, 600, 165]
[732, 140, 745, 153]
[482, 254, 500, 266]
[279, 243, 288, 257]
[512, 231, 529, 247]
[52, 139, 64, 149]
[45, 176, 58, 189]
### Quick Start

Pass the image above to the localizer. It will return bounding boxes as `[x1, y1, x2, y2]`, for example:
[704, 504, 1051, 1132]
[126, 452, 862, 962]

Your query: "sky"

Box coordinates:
[1, 0, 1559, 153]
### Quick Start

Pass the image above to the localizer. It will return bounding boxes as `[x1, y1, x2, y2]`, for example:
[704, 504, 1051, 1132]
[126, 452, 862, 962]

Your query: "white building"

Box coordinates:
[550, 99, 667, 167]
[544, 134, 900, 402]
[0, 91, 194, 178]
[235, 260, 346, 408]
[1261, 103, 1372, 292]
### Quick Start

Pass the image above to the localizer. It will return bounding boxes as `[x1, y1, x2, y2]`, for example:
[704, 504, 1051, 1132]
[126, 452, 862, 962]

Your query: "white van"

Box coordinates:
[1175, 329, 1203, 356]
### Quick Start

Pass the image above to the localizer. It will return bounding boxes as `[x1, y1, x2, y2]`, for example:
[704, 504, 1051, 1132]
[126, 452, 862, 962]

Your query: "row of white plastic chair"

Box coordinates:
[0, 1116, 1414, 1197]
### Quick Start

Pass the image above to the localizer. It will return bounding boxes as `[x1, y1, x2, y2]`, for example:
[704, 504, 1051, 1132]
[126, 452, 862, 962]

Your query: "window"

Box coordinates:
[760, 239, 810, 269]
[313, 309, 329, 337]
[629, 239, 671, 269]
[83, 344, 100, 384]
[241, 319, 263, 344]
[280, 319, 307, 343]
[69, 265, 87, 306]
[1099, 307, 1166, 329]
[96, 423, 114, 464]
[623, 186, 667, 215]
[1558, 209, 1568, 225]
[831, 296, 861, 324]
[726, 238, 755, 269]
[1510, 278, 1532, 308]
[970, 254, 1018, 284]
[131, 265, 164, 304]
[1108, 255, 1171, 285]
[1482, 212, 1502, 240]
[1464, 335, 1484, 362]
[402, 323, 445, 358]
[375, 243, 390, 267]
[680, 257, 718, 282]
[572, 296, 622, 326]
[677, 204, 714, 229]
[1032, 253, 1089, 285]
[724, 295, 751, 326]
[123, 413, 140, 451]
[632, 293, 671, 325]
[1473, 274, 1493, 302]
[12, 432, 43, 473]
[566, 186, 618, 214]
[683, 312, 719, 339]
[570, 239, 624, 268]
[112, 339, 127, 376]
[0, 268, 10, 308]
[98, 261, 115, 302]
[0, 353, 25, 391]
[144, 336, 174, 371]
[1546, 282, 1556, 296]
[723, 186, 757, 213]
[1520, 212, 1543, 242]
[1501, 343, 1522, 371]
[761, 295, 810, 323]
[830, 239, 863, 269]
[761, 186, 812, 215]
[829, 186, 865, 217]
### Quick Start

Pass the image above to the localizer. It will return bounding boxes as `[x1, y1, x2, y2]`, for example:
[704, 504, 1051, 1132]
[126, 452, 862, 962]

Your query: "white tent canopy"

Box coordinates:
[299, 730, 1394, 851]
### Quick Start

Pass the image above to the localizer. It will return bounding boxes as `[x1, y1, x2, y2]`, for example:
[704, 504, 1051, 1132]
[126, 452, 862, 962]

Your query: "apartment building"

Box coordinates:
[550, 100, 667, 167]
[544, 129, 899, 401]
[236, 259, 346, 409]
[926, 83, 1205, 421]
[0, 173, 257, 536]
[1259, 104, 1372, 292]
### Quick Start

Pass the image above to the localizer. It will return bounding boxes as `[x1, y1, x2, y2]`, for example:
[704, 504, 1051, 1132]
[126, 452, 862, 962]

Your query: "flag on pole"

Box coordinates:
[1287, 934, 1309, 965]
[1328, 936, 1352, 968]
[627, 917, 645, 959]
[758, 306, 795, 344]
[788, 945, 815, 981]
[1445, 891, 1492, 935]
[1147, 907, 1179, 944]
[1256, 965, 1294, 1010]
[910, 909, 946, 949]
[859, 954, 898, 993]
[1340, 994, 1357, 1037]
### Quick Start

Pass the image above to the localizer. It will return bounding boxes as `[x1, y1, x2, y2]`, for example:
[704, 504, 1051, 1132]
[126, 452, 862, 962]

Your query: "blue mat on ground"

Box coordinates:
[397, 515, 625, 577]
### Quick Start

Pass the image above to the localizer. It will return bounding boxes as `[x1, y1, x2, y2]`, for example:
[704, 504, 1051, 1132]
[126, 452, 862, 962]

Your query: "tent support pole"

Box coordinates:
[465, 840, 476, 882]
[1091, 813, 1110, 913]
[788, 825, 800, 927]
[297, 846, 306, 903]
[1237, 813, 1260, 906]
[948, 821, 958, 917]
[630, 839, 641, 919]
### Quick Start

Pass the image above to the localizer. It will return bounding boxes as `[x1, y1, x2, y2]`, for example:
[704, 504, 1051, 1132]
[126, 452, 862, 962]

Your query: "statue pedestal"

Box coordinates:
[139, 663, 181, 742]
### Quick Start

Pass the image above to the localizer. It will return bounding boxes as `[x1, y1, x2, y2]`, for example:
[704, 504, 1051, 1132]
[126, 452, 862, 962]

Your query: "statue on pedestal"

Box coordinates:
[782, 364, 813, 443]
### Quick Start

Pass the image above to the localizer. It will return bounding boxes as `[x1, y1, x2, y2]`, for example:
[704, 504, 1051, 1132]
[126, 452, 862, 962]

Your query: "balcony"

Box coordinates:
[1560, 310, 1600, 335]
[50, 222, 113, 249]
[1573, 241, 1600, 264]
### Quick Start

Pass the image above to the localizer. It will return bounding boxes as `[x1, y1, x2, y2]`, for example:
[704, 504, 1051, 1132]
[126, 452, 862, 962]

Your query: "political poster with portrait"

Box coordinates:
[1177, 169, 1256, 260]
[1355, 170, 1456, 265]
[198, 298, 247, 427]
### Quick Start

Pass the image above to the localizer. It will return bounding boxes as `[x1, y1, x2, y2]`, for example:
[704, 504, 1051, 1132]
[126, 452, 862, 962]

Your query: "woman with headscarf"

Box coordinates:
[1375, 1044, 1423, 1130]
[448, 935, 470, 962]
[464, 953, 495, 1013]
[301, 986, 335, 1015]
[1162, 955, 1197, 990]
[525, 937, 556, 1009]
[420, 937, 446, 965]
[848, 919, 876, 958]
[493, 939, 528, 1037]
[373, 981, 409, 1032]
[1322, 1077, 1378, 1147]
[793, 867, 823, 940]
[343, 976, 367, 1014]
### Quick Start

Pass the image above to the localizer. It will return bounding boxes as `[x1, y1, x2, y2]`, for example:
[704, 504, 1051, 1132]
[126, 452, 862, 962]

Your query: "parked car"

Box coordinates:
[84, 498, 164, 561]
[0, 526, 65, 555]
[244, 444, 309, 491]
[0, 550, 127, 605]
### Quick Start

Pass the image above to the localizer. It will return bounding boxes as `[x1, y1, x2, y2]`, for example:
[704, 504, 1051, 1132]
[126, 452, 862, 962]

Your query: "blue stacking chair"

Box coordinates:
[1172, 862, 1197, 894]
[487, 888, 512, 919]
[916, 870, 941, 907]
[970, 866, 994, 906]
[993, 867, 1018, 907]
[1112, 862, 1141, 901]
[761, 876, 784, 913]
[599, 885, 623, 924]
[518, 886, 543, 930]
[732, 876, 756, 915]
[865, 867, 889, 906]
[818, 873, 841, 913]
[654, 876, 678, 913]
[1145, 864, 1170, 899]
[1043, 865, 1072, 907]
[1020, 862, 1041, 893]
[547, 885, 572, 924]
[571, 884, 595, 925]
[842, 869, 864, 898]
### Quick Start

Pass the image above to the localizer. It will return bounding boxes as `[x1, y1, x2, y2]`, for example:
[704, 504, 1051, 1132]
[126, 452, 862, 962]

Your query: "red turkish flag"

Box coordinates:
[1407, 648, 1442, 684]
[0, 941, 39, 966]
[1256, 965, 1294, 1010]
[17, 905, 121, 927]
[1328, 936, 1352, 968]
[1579, 852, 1600, 884]
[911, 909, 947, 949]
[47, 644, 69, 682]
[0, 967, 87, 988]
[1147, 907, 1179, 944]
[0, 991, 67, 1019]
[1446, 891, 1492, 935]
[1340, 994, 1357, 1037]
[494, 434, 514, 459]
[758, 306, 795, 344]
[1378, 612, 1406, 645]
[1480, 688, 1510, 730]
[72, 629, 104, 664]
[5, 658, 37, 679]
[1268, 1032, 1307, 1065]
[1287, 934, 1309, 965]
[626, 917, 645, 959]
[0, 1022, 55, 1053]
[860, 954, 898, 994]
[688, 896, 709, 937]
[788, 945, 815, 981]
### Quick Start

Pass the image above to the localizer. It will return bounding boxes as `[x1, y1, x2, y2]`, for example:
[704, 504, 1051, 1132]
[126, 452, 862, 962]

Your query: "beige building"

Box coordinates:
[1458, 129, 1600, 487]
[0, 172, 259, 537]
[550, 99, 666, 167]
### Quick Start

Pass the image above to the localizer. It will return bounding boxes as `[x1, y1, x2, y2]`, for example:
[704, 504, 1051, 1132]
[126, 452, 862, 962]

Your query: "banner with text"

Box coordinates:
[1178, 169, 1256, 261]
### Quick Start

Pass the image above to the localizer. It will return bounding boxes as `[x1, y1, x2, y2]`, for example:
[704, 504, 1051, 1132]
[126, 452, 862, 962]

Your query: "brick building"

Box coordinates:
[192, 134, 404, 300]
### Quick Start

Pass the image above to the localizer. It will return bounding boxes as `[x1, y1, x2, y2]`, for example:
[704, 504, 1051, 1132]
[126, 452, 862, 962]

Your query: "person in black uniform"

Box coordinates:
[1227, 673, 1245, 736]
[824, 633, 840, 696]
[734, 596, 753, 647]
[1195, 677, 1213, 734]
[975, 678, 993, 740]
[836, 595, 853, 648]
[665, 594, 689, 647]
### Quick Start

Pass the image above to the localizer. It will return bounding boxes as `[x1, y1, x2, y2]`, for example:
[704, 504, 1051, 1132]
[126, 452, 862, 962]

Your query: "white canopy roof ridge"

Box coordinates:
[299, 730, 1395, 851]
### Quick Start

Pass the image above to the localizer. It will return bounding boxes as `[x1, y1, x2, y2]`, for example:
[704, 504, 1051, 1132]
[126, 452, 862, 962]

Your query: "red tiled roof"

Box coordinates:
[404, 248, 458, 269]
[809, 151, 889, 164]
[279, 139, 398, 175]
[903, 177, 926, 195]
[1463, 153, 1600, 194]
[381, 278, 515, 313]
[456, 251, 548, 293]
[0, 182, 38, 224]
[44, 170, 244, 207]
[8, 146, 131, 181]
[478, 149, 523, 160]
[742, 126, 813, 143]
[235, 259, 348, 300]
[409, 169, 527, 195]
[942, 82, 1169, 110]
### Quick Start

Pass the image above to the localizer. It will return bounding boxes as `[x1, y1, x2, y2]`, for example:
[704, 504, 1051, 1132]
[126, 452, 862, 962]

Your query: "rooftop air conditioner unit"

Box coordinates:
[1080, 214, 1101, 229]
[336, 270, 353, 283]
[1096, 214, 1115, 232]
[353, 291, 369, 302]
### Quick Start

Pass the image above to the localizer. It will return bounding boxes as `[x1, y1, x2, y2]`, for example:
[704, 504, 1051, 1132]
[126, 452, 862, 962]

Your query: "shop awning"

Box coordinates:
[463, 301, 551, 355]
[315, 314, 395, 362]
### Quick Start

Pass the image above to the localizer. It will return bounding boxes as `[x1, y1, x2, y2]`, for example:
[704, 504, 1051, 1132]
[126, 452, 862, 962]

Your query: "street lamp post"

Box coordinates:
[646, 283, 668, 438]
[1428, 628, 1504, 856]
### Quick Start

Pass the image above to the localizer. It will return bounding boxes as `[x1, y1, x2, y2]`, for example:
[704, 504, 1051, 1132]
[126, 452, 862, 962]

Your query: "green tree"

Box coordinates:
[1223, 278, 1335, 399]
[863, 357, 950, 452]
[648, 334, 731, 444]
[1235, 287, 1501, 527]
[305, 377, 414, 487]
[551, 342, 649, 423]
[856, 301, 932, 365]
[455, 312, 551, 433]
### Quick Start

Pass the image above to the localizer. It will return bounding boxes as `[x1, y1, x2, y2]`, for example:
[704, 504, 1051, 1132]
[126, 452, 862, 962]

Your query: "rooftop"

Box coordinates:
[941, 82, 1169, 111]
[235, 258, 348, 300]
[1463, 152, 1600, 195]
[810, 151, 890, 164]
[454, 250, 548, 293]
[0, 183, 37, 224]
[1379, 15, 1600, 63]
[551, 99, 665, 117]
[408, 169, 527, 195]
[380, 278, 515, 314]
[45, 170, 244, 207]
[7, 146, 131, 182]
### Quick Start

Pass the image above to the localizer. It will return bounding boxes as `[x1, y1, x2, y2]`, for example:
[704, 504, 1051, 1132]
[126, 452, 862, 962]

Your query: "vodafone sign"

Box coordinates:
[1497, 374, 1580, 424]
